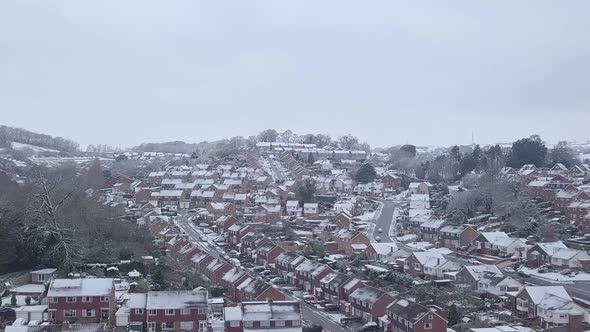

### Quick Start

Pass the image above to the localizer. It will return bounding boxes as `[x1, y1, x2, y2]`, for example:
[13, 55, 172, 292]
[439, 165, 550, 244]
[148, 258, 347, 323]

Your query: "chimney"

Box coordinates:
[567, 310, 583, 332]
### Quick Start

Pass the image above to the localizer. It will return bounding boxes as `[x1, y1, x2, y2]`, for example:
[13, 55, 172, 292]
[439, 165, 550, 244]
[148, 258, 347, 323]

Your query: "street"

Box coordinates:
[300, 303, 354, 332]
[372, 200, 402, 242]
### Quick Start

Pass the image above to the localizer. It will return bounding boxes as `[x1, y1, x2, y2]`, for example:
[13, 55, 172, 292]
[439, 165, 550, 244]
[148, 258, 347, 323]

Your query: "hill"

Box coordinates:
[0, 125, 80, 154]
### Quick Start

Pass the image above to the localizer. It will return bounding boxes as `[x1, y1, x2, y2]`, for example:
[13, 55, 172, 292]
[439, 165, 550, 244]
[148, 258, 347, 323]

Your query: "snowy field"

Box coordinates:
[11, 142, 60, 153]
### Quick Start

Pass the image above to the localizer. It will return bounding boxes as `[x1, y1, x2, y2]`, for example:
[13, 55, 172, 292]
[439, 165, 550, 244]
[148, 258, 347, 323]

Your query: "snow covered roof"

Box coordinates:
[48, 278, 114, 297]
[522, 286, 571, 305]
[224, 306, 242, 321]
[349, 286, 385, 304]
[146, 290, 208, 309]
[30, 268, 57, 275]
[128, 293, 147, 309]
[240, 301, 301, 321]
[412, 252, 446, 268]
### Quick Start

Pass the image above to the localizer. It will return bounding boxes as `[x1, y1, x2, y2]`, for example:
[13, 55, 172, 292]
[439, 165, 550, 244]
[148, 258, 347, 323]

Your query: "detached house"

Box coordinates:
[404, 251, 459, 279]
[439, 225, 479, 250]
[527, 241, 590, 270]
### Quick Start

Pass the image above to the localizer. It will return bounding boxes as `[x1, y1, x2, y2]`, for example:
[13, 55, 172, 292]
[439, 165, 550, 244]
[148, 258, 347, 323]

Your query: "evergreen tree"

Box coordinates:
[25, 296, 31, 305]
[307, 152, 315, 165]
[11, 293, 17, 306]
[447, 304, 462, 326]
[355, 163, 378, 183]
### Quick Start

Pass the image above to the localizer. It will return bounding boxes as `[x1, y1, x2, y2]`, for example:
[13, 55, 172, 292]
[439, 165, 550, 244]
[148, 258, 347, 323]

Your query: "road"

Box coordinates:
[176, 213, 220, 258]
[300, 303, 353, 332]
[372, 200, 402, 242]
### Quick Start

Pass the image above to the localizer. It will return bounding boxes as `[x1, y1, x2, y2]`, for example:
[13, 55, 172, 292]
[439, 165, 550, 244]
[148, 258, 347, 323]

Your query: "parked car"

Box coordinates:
[504, 267, 515, 273]
[359, 322, 379, 332]
[375, 236, 381, 242]
[303, 294, 317, 304]
[324, 304, 339, 312]
[377, 228, 383, 233]
[517, 269, 530, 278]
[252, 266, 266, 272]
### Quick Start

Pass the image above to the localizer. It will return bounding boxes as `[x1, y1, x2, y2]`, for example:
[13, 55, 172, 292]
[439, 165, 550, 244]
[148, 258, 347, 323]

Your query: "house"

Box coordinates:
[285, 200, 302, 216]
[215, 216, 239, 236]
[30, 268, 57, 284]
[207, 202, 237, 219]
[408, 182, 432, 195]
[333, 230, 370, 256]
[239, 280, 286, 302]
[439, 225, 479, 250]
[385, 298, 447, 332]
[47, 278, 116, 326]
[527, 241, 590, 270]
[513, 286, 588, 329]
[366, 243, 399, 262]
[224, 301, 302, 332]
[381, 173, 400, 191]
[256, 244, 285, 268]
[349, 286, 395, 322]
[319, 272, 352, 305]
[145, 290, 208, 332]
[456, 265, 523, 297]
[403, 251, 459, 279]
[303, 203, 319, 217]
[419, 219, 447, 243]
[294, 260, 331, 294]
[274, 252, 304, 280]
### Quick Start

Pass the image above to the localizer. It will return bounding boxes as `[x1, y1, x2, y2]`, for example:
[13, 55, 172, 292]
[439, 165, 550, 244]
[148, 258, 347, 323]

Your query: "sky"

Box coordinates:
[1, 1, 589, 149]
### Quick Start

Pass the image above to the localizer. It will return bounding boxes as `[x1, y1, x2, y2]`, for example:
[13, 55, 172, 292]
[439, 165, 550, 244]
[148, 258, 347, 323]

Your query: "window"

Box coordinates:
[162, 322, 174, 330]
[82, 309, 96, 318]
[82, 296, 92, 303]
[292, 320, 301, 327]
[260, 321, 270, 327]
[165, 309, 175, 315]
[64, 310, 77, 318]
[180, 321, 193, 330]
[38, 274, 45, 281]
[49, 297, 58, 303]
[559, 314, 568, 319]
[66, 296, 77, 303]
[424, 323, 433, 329]
[101, 296, 109, 302]
[275, 320, 285, 327]
[244, 321, 253, 328]
[230, 321, 240, 327]
[135, 309, 144, 315]
[148, 309, 157, 316]
[181, 309, 190, 315]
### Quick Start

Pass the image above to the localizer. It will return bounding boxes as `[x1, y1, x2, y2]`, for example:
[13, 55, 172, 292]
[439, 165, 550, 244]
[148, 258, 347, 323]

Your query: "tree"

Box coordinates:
[11, 293, 17, 306]
[508, 135, 548, 168]
[304, 240, 325, 258]
[295, 178, 317, 204]
[549, 141, 577, 168]
[210, 286, 224, 298]
[115, 154, 128, 162]
[25, 296, 31, 305]
[257, 129, 279, 142]
[338, 134, 360, 150]
[307, 152, 315, 165]
[447, 304, 461, 326]
[400, 144, 417, 158]
[355, 163, 378, 184]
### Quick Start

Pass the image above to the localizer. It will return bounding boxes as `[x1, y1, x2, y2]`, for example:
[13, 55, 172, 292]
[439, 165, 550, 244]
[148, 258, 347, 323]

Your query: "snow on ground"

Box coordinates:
[396, 234, 417, 243]
[405, 241, 434, 250]
[11, 142, 60, 153]
[519, 267, 590, 282]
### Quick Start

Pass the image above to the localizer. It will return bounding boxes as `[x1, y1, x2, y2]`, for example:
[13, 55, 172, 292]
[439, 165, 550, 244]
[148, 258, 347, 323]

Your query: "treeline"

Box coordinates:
[389, 135, 581, 184]
[0, 161, 151, 273]
[0, 125, 80, 153]
[131, 129, 371, 159]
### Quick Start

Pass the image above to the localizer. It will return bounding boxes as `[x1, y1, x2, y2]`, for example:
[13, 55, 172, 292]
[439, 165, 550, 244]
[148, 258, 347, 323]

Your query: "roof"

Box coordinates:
[387, 299, 437, 323]
[240, 301, 301, 321]
[128, 293, 148, 309]
[146, 290, 208, 309]
[224, 306, 242, 321]
[30, 268, 57, 275]
[48, 278, 114, 297]
[412, 251, 446, 268]
[349, 286, 386, 304]
[521, 286, 571, 305]
[11, 284, 46, 294]
[463, 265, 502, 281]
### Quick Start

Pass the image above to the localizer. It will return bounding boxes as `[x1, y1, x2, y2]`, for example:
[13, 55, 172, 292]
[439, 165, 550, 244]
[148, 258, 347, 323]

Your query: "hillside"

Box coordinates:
[0, 125, 80, 154]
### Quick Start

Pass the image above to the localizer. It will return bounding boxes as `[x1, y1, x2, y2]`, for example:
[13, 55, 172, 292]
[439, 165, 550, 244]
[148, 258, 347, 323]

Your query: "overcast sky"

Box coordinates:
[1, 1, 589, 149]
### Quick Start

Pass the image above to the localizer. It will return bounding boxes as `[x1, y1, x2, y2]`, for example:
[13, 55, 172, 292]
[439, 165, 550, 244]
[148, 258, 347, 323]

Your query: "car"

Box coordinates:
[188, 209, 197, 213]
[252, 266, 266, 272]
[359, 322, 379, 332]
[467, 259, 480, 265]
[504, 267, 515, 273]
[303, 295, 317, 304]
[260, 270, 272, 276]
[324, 304, 339, 312]
[199, 236, 208, 241]
[202, 228, 212, 234]
[377, 228, 383, 233]
[517, 270, 530, 278]
[375, 236, 381, 242]
[271, 277, 287, 284]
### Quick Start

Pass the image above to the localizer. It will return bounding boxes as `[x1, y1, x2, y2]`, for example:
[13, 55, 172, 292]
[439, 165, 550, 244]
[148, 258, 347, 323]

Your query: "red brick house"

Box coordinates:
[144, 290, 208, 332]
[319, 272, 352, 305]
[215, 216, 239, 236]
[381, 174, 400, 191]
[439, 225, 479, 250]
[224, 301, 302, 332]
[207, 202, 237, 219]
[349, 286, 395, 322]
[239, 280, 286, 302]
[221, 269, 251, 303]
[274, 253, 305, 280]
[256, 244, 285, 267]
[48, 278, 116, 326]
[385, 299, 447, 332]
